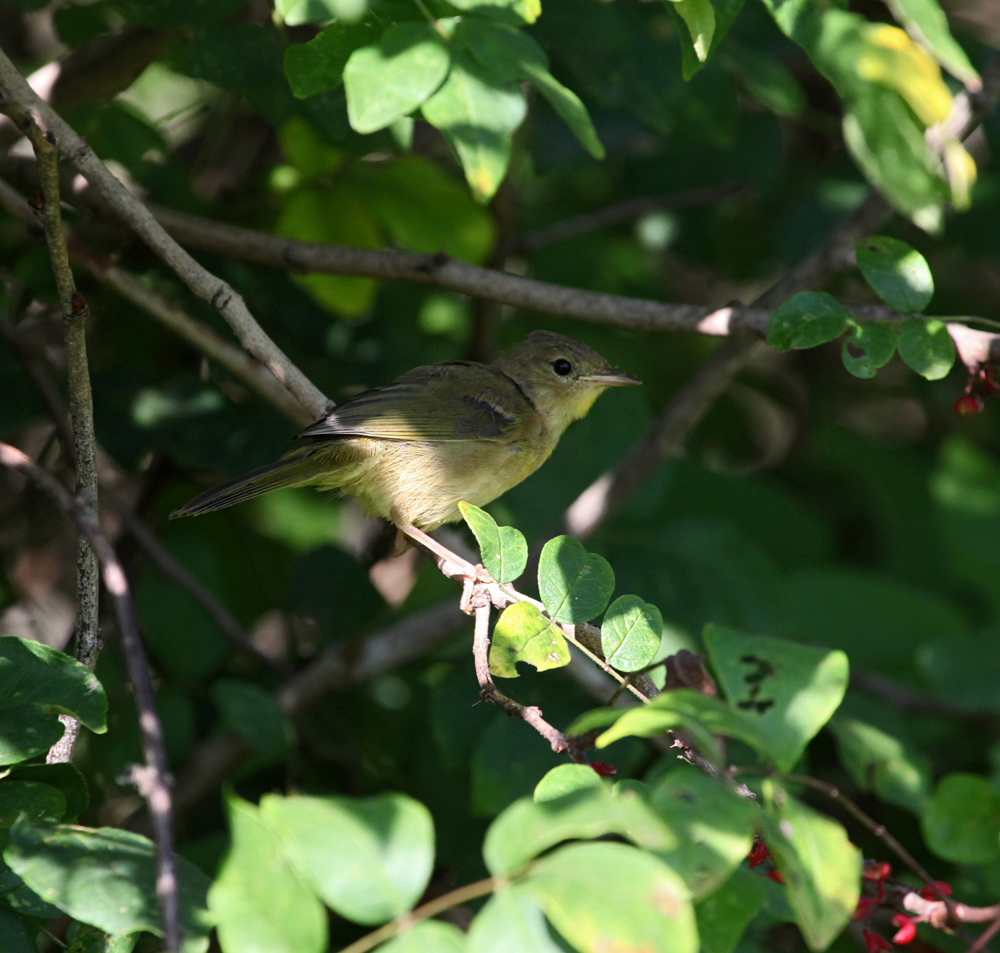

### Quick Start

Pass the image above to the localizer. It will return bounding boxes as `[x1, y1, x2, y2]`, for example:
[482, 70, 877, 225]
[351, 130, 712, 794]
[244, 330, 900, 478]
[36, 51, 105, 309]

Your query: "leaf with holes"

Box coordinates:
[841, 320, 898, 379]
[489, 602, 570, 678]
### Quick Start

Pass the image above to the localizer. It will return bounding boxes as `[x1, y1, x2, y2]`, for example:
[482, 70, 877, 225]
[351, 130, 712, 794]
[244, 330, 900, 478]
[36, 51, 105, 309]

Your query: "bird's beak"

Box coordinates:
[579, 368, 642, 387]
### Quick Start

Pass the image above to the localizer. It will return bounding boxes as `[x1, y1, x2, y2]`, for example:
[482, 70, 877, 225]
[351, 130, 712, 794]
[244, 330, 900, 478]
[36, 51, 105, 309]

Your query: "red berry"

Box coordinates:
[864, 930, 894, 953]
[767, 869, 784, 884]
[954, 394, 985, 415]
[853, 897, 879, 921]
[590, 761, 617, 777]
[892, 915, 917, 945]
[747, 838, 770, 870]
[919, 881, 952, 900]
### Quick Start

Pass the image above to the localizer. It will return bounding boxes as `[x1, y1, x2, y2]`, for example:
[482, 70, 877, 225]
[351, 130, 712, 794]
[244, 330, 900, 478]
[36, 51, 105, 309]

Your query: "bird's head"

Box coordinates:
[494, 330, 641, 437]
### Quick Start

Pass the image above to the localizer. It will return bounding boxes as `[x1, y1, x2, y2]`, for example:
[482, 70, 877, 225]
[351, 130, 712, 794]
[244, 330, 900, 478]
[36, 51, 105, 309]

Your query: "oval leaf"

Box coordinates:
[344, 22, 450, 134]
[489, 602, 570, 678]
[898, 318, 955, 380]
[766, 292, 851, 352]
[922, 773, 1000, 864]
[534, 764, 603, 802]
[468, 885, 563, 953]
[260, 792, 434, 925]
[524, 842, 697, 953]
[841, 320, 898, 379]
[856, 236, 934, 313]
[601, 595, 662, 672]
[4, 817, 210, 944]
[459, 502, 528, 584]
[380, 920, 467, 953]
[538, 536, 615, 624]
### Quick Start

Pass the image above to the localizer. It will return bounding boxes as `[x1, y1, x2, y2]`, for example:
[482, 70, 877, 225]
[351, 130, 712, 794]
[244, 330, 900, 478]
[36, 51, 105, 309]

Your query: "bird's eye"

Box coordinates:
[551, 359, 572, 377]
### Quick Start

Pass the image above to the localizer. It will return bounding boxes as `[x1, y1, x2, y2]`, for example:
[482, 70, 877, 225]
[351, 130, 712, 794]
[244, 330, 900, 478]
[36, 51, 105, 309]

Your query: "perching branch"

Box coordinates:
[0, 93, 101, 765]
[0, 442, 181, 953]
[0, 44, 330, 421]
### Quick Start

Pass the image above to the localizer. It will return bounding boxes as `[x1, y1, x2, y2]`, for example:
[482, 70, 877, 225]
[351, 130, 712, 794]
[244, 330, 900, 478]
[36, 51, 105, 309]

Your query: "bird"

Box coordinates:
[171, 330, 640, 561]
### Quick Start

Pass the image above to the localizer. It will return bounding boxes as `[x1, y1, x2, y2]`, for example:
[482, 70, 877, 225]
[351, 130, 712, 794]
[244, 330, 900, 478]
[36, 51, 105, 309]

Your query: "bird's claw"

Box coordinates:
[460, 564, 496, 614]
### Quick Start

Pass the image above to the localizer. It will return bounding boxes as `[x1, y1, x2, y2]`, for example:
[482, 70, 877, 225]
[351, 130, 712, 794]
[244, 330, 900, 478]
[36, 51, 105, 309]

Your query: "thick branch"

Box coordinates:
[0, 442, 181, 952]
[0, 46, 330, 420]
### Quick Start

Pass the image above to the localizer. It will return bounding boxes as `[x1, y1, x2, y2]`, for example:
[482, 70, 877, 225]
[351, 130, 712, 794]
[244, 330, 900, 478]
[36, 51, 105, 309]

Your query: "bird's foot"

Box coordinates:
[460, 563, 496, 615]
[400, 524, 496, 613]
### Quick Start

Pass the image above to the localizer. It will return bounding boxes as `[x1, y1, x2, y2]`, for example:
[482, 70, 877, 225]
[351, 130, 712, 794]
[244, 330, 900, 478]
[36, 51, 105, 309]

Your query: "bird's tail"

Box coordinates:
[170, 451, 331, 518]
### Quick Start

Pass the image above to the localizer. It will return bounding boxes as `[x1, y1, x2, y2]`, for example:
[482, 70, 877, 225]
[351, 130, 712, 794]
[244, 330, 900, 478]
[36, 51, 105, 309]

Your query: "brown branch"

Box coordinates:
[504, 181, 750, 254]
[0, 176, 312, 427]
[0, 442, 181, 952]
[0, 46, 330, 421]
[0, 93, 101, 766]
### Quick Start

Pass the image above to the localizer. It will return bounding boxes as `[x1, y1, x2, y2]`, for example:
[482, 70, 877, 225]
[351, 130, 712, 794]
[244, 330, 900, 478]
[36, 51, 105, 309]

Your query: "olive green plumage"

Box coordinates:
[171, 331, 640, 530]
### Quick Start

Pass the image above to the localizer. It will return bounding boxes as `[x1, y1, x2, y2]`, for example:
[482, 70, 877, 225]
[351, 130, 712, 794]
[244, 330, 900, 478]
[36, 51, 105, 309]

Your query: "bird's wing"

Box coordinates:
[296, 364, 525, 443]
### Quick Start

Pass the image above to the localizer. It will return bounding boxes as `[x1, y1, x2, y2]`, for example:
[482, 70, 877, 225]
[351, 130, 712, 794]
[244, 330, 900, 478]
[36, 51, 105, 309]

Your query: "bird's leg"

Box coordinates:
[399, 524, 495, 613]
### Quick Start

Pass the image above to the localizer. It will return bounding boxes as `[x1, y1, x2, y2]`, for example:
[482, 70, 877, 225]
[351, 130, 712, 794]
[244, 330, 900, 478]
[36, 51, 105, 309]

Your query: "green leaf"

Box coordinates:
[4, 764, 89, 822]
[211, 679, 292, 758]
[276, 0, 367, 25]
[0, 782, 66, 827]
[483, 786, 676, 876]
[3, 817, 210, 944]
[284, 19, 380, 98]
[260, 792, 434, 925]
[703, 624, 849, 771]
[760, 782, 862, 951]
[456, 19, 603, 159]
[534, 764, 603, 802]
[648, 766, 756, 898]
[344, 22, 450, 134]
[695, 868, 766, 953]
[380, 920, 467, 953]
[352, 156, 496, 263]
[459, 502, 528, 583]
[209, 794, 326, 953]
[538, 536, 615, 624]
[730, 46, 805, 117]
[422, 50, 526, 202]
[175, 24, 282, 90]
[829, 716, 931, 814]
[0, 908, 39, 953]
[884, 0, 980, 89]
[489, 602, 570, 678]
[0, 638, 107, 765]
[922, 773, 1000, 864]
[667, 0, 716, 63]
[841, 320, 899, 379]
[766, 292, 851, 353]
[65, 923, 138, 953]
[898, 318, 956, 380]
[524, 842, 697, 953]
[601, 595, 662, 672]
[856, 236, 934, 313]
[468, 885, 563, 953]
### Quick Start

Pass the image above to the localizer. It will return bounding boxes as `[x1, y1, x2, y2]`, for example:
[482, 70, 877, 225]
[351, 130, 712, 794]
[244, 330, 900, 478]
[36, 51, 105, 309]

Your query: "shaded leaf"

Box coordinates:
[260, 792, 434, 925]
[761, 782, 862, 950]
[538, 536, 615, 624]
[922, 773, 1000, 864]
[695, 868, 766, 953]
[0, 782, 66, 827]
[284, 19, 380, 98]
[489, 602, 570, 678]
[211, 679, 292, 758]
[601, 595, 662, 672]
[766, 292, 851, 352]
[667, 0, 716, 63]
[460, 502, 528, 583]
[856, 236, 934, 313]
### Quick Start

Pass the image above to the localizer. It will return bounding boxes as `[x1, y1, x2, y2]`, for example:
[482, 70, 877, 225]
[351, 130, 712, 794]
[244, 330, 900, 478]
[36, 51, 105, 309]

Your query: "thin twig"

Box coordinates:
[0, 93, 101, 766]
[338, 877, 496, 953]
[0, 48, 330, 420]
[0, 442, 181, 952]
[505, 181, 749, 254]
[966, 914, 1000, 953]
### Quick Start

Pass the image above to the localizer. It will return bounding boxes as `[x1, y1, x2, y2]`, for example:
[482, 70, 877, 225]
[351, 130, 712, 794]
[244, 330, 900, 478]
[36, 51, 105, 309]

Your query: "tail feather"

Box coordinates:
[170, 455, 329, 518]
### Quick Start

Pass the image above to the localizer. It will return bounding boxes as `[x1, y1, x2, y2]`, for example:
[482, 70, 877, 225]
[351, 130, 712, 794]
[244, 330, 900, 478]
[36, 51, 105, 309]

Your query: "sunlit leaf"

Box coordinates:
[284, 19, 380, 98]
[898, 318, 956, 380]
[884, 0, 980, 89]
[538, 536, 614, 624]
[766, 291, 851, 352]
[459, 502, 528, 584]
[489, 602, 569, 678]
[856, 236, 934, 313]
[601, 594, 662, 672]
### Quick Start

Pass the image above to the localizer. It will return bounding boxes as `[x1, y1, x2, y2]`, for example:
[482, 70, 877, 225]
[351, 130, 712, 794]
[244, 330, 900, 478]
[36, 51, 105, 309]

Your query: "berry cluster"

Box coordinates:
[954, 365, 999, 415]
[853, 860, 953, 951]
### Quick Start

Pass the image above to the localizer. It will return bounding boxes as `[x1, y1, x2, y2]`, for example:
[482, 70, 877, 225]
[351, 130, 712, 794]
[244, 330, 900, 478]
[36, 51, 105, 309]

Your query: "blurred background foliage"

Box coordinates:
[3, 0, 1000, 948]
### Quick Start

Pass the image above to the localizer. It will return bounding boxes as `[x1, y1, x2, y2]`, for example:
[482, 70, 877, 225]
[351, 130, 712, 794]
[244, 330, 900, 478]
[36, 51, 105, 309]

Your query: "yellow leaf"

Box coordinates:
[856, 24, 953, 127]
[943, 137, 977, 210]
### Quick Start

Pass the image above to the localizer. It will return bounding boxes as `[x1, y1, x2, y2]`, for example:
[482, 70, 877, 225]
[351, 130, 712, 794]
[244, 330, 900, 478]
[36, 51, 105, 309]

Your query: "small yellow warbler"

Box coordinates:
[172, 331, 639, 530]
